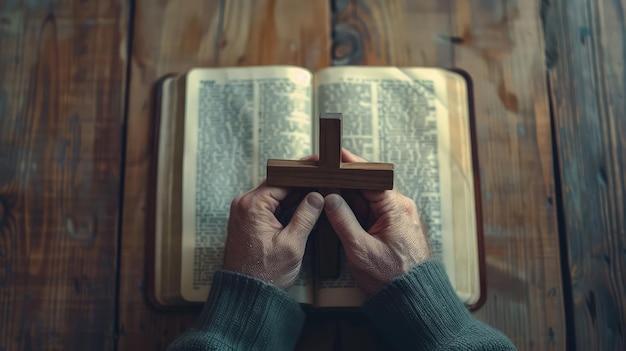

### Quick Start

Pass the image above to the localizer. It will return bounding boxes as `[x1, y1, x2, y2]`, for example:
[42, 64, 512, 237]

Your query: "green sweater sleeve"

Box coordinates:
[167, 270, 305, 351]
[362, 260, 517, 350]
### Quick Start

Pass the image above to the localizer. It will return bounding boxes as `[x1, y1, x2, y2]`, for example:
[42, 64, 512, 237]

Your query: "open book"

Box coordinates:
[150, 66, 484, 309]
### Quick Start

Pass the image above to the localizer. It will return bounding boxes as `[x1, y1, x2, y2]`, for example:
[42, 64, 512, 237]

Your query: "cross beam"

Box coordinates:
[267, 113, 394, 278]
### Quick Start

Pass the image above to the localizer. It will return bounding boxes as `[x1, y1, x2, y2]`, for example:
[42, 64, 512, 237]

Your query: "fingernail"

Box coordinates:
[307, 193, 324, 209]
[325, 194, 341, 211]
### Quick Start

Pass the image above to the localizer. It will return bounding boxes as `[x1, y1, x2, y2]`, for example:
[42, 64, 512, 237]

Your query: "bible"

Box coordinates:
[149, 66, 485, 309]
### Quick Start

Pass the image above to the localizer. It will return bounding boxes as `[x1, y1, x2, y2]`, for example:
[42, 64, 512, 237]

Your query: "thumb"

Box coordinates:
[324, 194, 373, 249]
[281, 192, 324, 245]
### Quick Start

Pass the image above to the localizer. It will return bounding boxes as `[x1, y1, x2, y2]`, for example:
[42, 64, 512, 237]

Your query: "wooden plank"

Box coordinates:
[451, 1, 565, 349]
[332, 0, 565, 349]
[117, 0, 331, 349]
[319, 113, 342, 169]
[316, 114, 342, 278]
[315, 192, 341, 279]
[332, 0, 455, 66]
[266, 160, 393, 189]
[547, 0, 626, 349]
[0, 0, 127, 350]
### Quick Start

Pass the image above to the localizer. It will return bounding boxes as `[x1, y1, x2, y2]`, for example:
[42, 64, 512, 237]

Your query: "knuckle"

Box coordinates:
[349, 245, 371, 265]
[285, 246, 301, 262]
[277, 241, 302, 264]
[332, 212, 356, 231]
[291, 211, 317, 231]
[235, 193, 255, 212]
[401, 197, 418, 214]
[230, 195, 244, 211]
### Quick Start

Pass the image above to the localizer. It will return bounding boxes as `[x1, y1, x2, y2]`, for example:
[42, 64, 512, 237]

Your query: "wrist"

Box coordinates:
[181, 270, 305, 350]
[222, 263, 300, 290]
[363, 260, 473, 349]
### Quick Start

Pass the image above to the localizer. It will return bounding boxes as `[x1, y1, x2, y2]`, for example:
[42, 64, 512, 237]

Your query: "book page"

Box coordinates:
[314, 67, 477, 305]
[181, 66, 314, 303]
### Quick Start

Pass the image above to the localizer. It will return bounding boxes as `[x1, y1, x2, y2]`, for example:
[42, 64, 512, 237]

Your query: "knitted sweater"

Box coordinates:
[168, 260, 517, 350]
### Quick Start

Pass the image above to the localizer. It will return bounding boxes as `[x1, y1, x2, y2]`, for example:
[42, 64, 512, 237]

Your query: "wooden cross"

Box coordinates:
[266, 113, 394, 278]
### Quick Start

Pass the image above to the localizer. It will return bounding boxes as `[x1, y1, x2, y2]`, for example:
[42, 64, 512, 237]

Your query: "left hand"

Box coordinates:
[223, 181, 324, 290]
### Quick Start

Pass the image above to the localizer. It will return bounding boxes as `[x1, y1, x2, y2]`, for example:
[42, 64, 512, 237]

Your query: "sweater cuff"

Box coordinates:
[193, 270, 305, 350]
[362, 260, 474, 349]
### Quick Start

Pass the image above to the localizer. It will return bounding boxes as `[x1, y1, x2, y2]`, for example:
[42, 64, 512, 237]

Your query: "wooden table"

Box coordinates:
[1, 0, 624, 350]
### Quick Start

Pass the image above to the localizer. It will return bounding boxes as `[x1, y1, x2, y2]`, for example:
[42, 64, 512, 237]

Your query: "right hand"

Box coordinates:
[323, 149, 431, 295]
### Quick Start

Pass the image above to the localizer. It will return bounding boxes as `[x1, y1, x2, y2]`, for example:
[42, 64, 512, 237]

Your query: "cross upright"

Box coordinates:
[267, 113, 394, 278]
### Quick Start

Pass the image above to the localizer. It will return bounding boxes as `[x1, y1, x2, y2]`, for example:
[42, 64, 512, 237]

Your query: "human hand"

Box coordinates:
[223, 182, 324, 290]
[324, 149, 431, 295]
